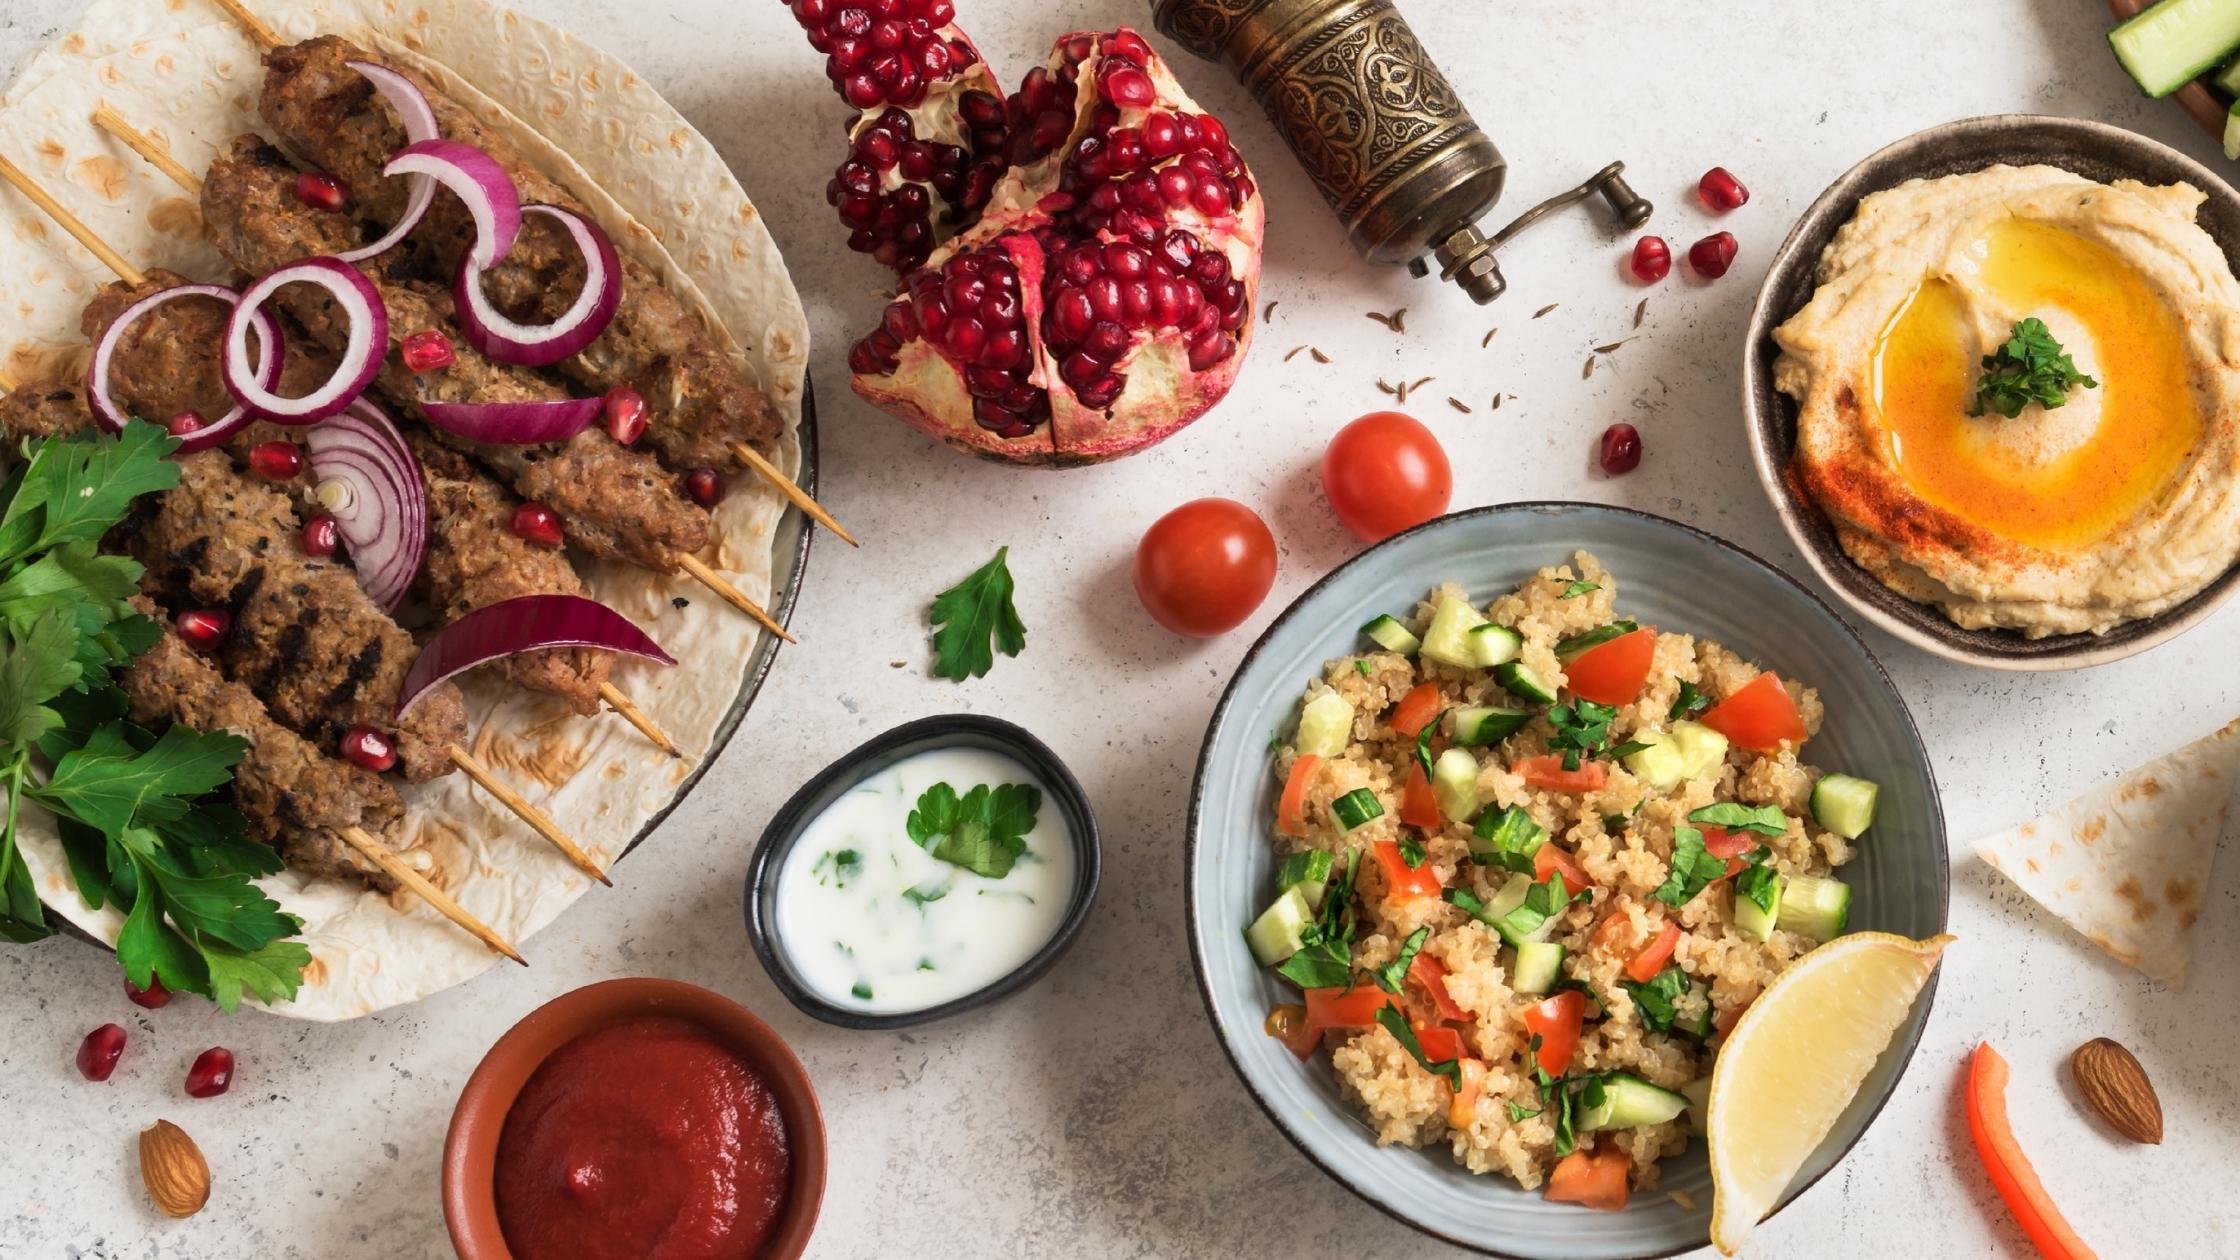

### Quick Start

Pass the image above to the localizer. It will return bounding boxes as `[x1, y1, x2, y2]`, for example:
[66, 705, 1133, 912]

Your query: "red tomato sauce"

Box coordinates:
[495, 1016, 791, 1260]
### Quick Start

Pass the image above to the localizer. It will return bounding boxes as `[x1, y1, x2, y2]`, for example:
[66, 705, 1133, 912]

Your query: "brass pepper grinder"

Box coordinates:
[1151, 0, 1651, 303]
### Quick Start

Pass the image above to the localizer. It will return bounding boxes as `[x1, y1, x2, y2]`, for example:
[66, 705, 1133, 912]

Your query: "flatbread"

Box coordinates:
[0, 0, 808, 1019]
[1976, 718, 2234, 989]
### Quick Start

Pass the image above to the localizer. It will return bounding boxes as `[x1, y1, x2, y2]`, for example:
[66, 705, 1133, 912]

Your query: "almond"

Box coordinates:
[2069, 1037, 2163, 1145]
[138, 1119, 211, 1218]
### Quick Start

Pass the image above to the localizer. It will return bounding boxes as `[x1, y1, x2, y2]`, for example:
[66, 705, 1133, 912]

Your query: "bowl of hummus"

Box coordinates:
[1743, 114, 2240, 669]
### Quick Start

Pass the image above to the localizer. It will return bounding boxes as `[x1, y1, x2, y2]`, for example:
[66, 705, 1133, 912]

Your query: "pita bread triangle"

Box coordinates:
[1976, 717, 2235, 990]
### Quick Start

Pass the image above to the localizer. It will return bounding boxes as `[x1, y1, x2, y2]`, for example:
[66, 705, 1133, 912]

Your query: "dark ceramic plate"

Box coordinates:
[744, 714, 1102, 1030]
[1743, 115, 2240, 670]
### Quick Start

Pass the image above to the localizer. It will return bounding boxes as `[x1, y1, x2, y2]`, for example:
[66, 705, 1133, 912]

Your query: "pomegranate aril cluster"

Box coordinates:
[783, 0, 973, 109]
[830, 105, 1004, 271]
[853, 243, 1043, 436]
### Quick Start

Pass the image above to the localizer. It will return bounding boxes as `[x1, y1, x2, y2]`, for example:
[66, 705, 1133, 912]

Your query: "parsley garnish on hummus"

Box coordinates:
[1969, 317, 2098, 418]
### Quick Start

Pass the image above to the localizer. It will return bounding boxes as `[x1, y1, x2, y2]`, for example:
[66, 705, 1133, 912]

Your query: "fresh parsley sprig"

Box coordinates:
[928, 547, 1026, 681]
[1546, 699, 1619, 771]
[1651, 826, 1727, 907]
[906, 779, 1042, 879]
[1969, 317, 2097, 419]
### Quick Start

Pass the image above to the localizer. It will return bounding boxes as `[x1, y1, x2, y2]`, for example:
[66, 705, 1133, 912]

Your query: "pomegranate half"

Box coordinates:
[784, 4, 1266, 465]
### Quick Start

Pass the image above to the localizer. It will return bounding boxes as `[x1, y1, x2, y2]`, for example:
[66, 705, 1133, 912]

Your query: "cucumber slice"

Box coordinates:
[1469, 805, 1546, 871]
[1495, 881, 1565, 949]
[1734, 871, 1783, 943]
[1331, 787, 1384, 833]
[2219, 51, 2240, 94]
[1622, 734, 1686, 791]
[1451, 706, 1531, 747]
[1295, 692, 1356, 759]
[1511, 940, 1564, 995]
[1420, 596, 1489, 667]
[1493, 661, 1558, 704]
[1810, 773, 1880, 839]
[1669, 720, 1729, 780]
[1578, 1073, 1691, 1131]
[2110, 0, 2240, 98]
[1431, 747, 1481, 821]
[1360, 614, 1421, 655]
[1775, 874, 1851, 942]
[1278, 850, 1335, 911]
[1554, 620, 1638, 660]
[1483, 872, 1535, 922]
[1468, 623, 1524, 668]
[2227, 98, 2240, 161]
[1680, 1077, 1711, 1136]
[1245, 886, 1314, 965]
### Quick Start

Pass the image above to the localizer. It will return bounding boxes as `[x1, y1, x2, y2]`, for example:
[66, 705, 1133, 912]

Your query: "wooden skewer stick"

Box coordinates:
[206, 0, 282, 51]
[447, 744, 610, 885]
[729, 441, 857, 547]
[339, 827, 525, 964]
[597, 682, 679, 758]
[0, 153, 145, 286]
[677, 553, 794, 641]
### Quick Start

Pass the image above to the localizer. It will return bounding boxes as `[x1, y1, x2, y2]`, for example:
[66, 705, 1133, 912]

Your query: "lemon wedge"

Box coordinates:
[1708, 931, 1954, 1255]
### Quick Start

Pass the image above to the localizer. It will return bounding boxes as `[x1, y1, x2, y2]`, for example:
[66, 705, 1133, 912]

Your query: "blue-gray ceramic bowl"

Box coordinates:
[1185, 503, 1949, 1259]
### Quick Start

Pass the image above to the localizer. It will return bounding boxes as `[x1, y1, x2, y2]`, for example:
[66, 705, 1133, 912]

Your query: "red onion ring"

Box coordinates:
[86, 283, 283, 453]
[453, 205, 622, 366]
[225, 258, 388, 424]
[306, 399, 427, 613]
[395, 594, 675, 719]
[383, 139, 522, 271]
[416, 396, 604, 444]
[337, 60, 442, 264]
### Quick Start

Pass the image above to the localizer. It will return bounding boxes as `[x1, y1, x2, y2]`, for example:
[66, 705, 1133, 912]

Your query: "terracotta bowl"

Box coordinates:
[443, 978, 827, 1259]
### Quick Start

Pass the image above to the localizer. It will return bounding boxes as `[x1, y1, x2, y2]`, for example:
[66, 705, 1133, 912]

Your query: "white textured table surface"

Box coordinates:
[2, 1, 2234, 1256]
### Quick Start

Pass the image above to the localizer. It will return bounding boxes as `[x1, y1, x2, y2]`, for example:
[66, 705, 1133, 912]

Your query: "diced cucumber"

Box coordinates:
[2109, 0, 2240, 98]
[1469, 805, 1546, 870]
[1578, 1073, 1691, 1131]
[1734, 871, 1783, 943]
[1494, 661, 1558, 704]
[1468, 623, 1524, 668]
[1360, 614, 1420, 655]
[1554, 620, 1638, 660]
[1810, 773, 1880, 839]
[1246, 886, 1314, 965]
[1419, 596, 1489, 667]
[1680, 1077, 1711, 1136]
[1669, 720, 1729, 780]
[1431, 747, 1481, 821]
[1296, 692, 1356, 759]
[1278, 850, 1335, 911]
[1451, 705, 1531, 747]
[1511, 940, 1564, 995]
[1483, 872, 1535, 922]
[2227, 98, 2240, 161]
[1622, 733, 1686, 791]
[1495, 884, 1564, 949]
[2217, 50, 2240, 93]
[1331, 787, 1384, 833]
[1775, 874, 1851, 942]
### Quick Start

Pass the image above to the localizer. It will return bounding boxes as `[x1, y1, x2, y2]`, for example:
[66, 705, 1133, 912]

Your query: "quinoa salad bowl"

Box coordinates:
[1185, 504, 1948, 1259]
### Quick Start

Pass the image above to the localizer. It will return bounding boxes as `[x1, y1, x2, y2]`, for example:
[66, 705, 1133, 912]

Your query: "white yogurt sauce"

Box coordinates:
[773, 746, 1075, 1014]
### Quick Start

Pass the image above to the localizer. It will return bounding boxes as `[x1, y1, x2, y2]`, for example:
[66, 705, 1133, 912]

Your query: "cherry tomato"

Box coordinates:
[1563, 625, 1657, 705]
[1625, 920, 1683, 983]
[1133, 498, 1277, 636]
[1399, 762, 1442, 829]
[1389, 682, 1444, 738]
[1320, 411, 1453, 542]
[1372, 838, 1442, 901]
[1521, 990, 1585, 1075]
[1534, 844, 1596, 898]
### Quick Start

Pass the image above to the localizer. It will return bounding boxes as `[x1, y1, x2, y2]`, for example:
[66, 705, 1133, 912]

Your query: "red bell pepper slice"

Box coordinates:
[1624, 920, 1682, 983]
[1966, 1043, 2098, 1260]
[1277, 754, 1322, 837]
[1409, 953, 1470, 1022]
[1700, 672, 1809, 752]
[1400, 761, 1442, 829]
[1521, 989, 1584, 1076]
[1563, 626, 1656, 706]
[1390, 682, 1443, 739]
[1372, 839, 1442, 901]
[1534, 844, 1595, 898]
[1545, 1146, 1631, 1211]
[1514, 755, 1609, 794]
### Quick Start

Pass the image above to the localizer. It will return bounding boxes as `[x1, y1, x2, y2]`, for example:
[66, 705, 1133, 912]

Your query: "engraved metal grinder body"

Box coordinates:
[1151, 0, 1651, 304]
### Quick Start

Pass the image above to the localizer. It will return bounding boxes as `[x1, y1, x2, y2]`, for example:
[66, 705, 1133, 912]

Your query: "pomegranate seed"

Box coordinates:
[510, 502, 564, 548]
[603, 386, 648, 445]
[126, 976, 173, 1009]
[1599, 423, 1644, 476]
[399, 329, 456, 373]
[1698, 166, 1749, 213]
[339, 724, 398, 773]
[294, 171, 349, 212]
[300, 513, 340, 558]
[684, 468, 726, 507]
[76, 1024, 127, 1082]
[173, 609, 230, 653]
[1628, 236, 1671, 284]
[184, 1047, 234, 1099]
[165, 410, 206, 438]
[247, 439, 302, 481]
[1688, 231, 1739, 280]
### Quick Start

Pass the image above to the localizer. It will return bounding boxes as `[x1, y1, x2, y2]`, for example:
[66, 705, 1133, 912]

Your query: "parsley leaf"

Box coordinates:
[1651, 826, 1727, 907]
[1736, 862, 1781, 916]
[1621, 965, 1692, 1034]
[813, 848, 863, 887]
[1275, 936, 1352, 988]
[1688, 803, 1787, 836]
[1505, 1101, 1542, 1123]
[1397, 832, 1427, 869]
[1546, 699, 1619, 771]
[1969, 317, 2097, 419]
[38, 724, 245, 843]
[0, 607, 81, 748]
[928, 547, 1025, 681]
[0, 422, 179, 568]
[1374, 926, 1429, 994]
[1558, 580, 1599, 599]
[1470, 805, 1546, 873]
[907, 780, 1043, 879]
[1374, 1005, 1461, 1087]
[1668, 680, 1710, 721]
[1413, 714, 1442, 783]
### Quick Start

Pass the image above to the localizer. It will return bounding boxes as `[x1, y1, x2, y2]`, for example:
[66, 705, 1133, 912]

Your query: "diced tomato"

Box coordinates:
[1700, 825, 1755, 859]
[1409, 953, 1470, 1022]
[1563, 626, 1656, 706]
[1521, 989, 1585, 1076]
[1400, 761, 1442, 829]
[1390, 682, 1443, 739]
[1304, 985, 1399, 1032]
[1514, 755, 1609, 794]
[1448, 1057, 1488, 1130]
[1533, 844, 1595, 898]
[1591, 913, 1629, 950]
[1413, 1021, 1464, 1063]
[1715, 995, 1753, 1039]
[1967, 1043, 2097, 1260]
[1700, 672, 1809, 752]
[1265, 1003, 1321, 1060]
[1625, 920, 1682, 983]
[1545, 1146, 1631, 1212]
[1372, 839, 1442, 901]
[1277, 754, 1323, 837]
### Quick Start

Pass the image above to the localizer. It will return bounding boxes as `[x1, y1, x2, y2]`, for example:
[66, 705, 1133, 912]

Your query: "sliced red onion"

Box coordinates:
[383, 140, 521, 271]
[86, 283, 282, 453]
[395, 594, 675, 719]
[453, 205, 621, 366]
[336, 60, 442, 264]
[225, 258, 388, 424]
[417, 396, 604, 444]
[306, 399, 426, 613]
